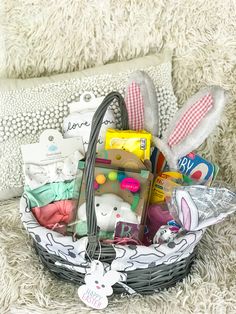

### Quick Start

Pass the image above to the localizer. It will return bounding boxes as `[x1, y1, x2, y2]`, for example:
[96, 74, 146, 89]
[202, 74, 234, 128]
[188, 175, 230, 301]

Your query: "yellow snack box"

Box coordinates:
[150, 171, 182, 203]
[105, 129, 152, 161]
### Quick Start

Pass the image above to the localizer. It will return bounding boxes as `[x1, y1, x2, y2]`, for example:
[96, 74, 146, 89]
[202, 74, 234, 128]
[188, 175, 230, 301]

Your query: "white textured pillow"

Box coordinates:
[0, 50, 178, 200]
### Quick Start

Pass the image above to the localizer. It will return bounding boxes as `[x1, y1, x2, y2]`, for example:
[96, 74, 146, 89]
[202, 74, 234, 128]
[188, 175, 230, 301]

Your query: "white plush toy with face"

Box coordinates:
[78, 193, 138, 232]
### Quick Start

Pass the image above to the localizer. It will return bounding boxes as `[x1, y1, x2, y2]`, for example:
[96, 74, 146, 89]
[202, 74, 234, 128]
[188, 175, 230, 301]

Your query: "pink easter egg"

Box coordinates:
[120, 177, 140, 193]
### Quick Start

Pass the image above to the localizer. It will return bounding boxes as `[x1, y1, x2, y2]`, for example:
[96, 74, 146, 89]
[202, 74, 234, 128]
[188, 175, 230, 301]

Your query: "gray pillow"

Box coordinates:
[0, 50, 178, 200]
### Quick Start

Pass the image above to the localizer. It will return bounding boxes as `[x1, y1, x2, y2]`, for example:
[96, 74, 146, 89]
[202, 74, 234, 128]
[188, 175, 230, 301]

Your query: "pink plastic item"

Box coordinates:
[120, 177, 140, 193]
[146, 203, 174, 240]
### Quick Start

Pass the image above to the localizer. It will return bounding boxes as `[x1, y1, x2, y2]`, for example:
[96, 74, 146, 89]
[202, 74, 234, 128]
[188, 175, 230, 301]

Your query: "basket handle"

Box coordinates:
[84, 92, 129, 258]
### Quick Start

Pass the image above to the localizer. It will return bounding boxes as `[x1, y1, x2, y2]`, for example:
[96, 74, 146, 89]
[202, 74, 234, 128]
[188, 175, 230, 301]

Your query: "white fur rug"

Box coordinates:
[0, 0, 236, 313]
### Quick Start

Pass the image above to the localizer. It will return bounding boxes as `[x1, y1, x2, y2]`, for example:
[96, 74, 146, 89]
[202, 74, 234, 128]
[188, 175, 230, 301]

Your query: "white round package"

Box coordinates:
[63, 92, 116, 152]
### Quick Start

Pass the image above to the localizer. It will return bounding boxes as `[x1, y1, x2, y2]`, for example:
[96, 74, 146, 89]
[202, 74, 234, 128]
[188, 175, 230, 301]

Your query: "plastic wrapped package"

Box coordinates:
[164, 181, 236, 231]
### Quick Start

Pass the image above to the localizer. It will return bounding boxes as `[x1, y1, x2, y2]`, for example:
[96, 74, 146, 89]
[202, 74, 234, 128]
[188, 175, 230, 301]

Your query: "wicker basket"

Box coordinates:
[28, 92, 199, 295]
[34, 242, 197, 295]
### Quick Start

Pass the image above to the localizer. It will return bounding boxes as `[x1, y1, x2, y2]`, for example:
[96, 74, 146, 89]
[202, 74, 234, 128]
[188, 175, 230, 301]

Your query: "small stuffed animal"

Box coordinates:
[78, 260, 121, 309]
[78, 193, 139, 233]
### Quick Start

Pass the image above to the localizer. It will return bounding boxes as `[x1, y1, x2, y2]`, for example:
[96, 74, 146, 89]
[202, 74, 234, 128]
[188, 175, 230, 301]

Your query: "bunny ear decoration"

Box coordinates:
[153, 86, 227, 169]
[171, 185, 236, 231]
[125, 71, 159, 135]
[175, 190, 199, 231]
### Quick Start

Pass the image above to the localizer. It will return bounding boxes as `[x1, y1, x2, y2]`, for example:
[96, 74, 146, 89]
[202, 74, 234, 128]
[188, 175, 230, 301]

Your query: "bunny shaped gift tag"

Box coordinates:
[78, 260, 121, 309]
[153, 86, 227, 169]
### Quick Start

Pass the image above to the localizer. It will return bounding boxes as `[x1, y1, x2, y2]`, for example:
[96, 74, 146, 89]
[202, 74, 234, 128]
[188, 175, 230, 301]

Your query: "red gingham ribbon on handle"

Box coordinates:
[168, 93, 214, 147]
[125, 82, 144, 130]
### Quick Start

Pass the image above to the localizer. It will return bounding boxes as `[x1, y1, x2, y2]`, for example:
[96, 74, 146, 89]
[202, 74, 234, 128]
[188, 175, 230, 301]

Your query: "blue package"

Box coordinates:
[178, 152, 215, 183]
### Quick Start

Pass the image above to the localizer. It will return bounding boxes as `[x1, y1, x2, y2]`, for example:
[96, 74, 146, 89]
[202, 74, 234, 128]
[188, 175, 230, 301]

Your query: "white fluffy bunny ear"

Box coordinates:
[125, 71, 159, 135]
[153, 86, 227, 169]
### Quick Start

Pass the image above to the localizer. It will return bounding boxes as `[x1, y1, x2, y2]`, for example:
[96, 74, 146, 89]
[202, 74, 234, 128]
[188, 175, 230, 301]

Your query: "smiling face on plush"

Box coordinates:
[78, 193, 138, 232]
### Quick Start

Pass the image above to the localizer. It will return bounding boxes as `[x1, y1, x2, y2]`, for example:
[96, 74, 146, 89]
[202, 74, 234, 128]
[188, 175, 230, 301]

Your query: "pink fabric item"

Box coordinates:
[168, 93, 214, 147]
[125, 81, 144, 130]
[146, 203, 174, 240]
[31, 200, 77, 230]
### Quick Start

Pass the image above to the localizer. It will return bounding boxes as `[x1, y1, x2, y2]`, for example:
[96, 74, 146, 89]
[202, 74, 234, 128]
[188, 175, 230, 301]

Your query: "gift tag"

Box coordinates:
[78, 260, 120, 310]
[68, 91, 104, 113]
[21, 129, 84, 164]
[63, 92, 116, 152]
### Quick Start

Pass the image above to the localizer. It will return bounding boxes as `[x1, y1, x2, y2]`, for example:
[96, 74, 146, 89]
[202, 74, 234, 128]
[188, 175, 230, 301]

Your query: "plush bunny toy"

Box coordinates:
[77, 193, 138, 235]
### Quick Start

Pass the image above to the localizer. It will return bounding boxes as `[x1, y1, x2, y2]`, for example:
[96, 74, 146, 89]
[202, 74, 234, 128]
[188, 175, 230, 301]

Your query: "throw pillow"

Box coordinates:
[0, 49, 178, 200]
